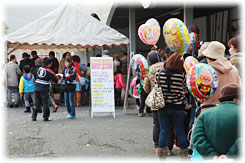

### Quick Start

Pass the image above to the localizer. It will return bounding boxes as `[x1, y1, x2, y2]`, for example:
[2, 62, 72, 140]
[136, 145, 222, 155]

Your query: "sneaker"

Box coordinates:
[66, 114, 71, 118]
[7, 103, 14, 108]
[24, 109, 31, 113]
[138, 113, 144, 117]
[43, 117, 51, 121]
[13, 104, 19, 108]
[32, 118, 36, 121]
[67, 115, 76, 119]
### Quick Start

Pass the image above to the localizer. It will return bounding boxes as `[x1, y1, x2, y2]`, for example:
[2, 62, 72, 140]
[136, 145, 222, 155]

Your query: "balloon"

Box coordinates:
[163, 18, 191, 55]
[130, 54, 149, 78]
[138, 18, 160, 47]
[187, 63, 218, 102]
[189, 32, 199, 48]
[184, 56, 199, 74]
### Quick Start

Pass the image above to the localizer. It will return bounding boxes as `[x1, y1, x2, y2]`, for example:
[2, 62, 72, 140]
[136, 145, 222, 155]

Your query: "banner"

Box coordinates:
[90, 57, 115, 118]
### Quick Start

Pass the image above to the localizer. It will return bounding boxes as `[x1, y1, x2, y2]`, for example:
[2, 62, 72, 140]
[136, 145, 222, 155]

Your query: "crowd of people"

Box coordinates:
[5, 25, 241, 160]
[6, 51, 90, 120]
[128, 26, 241, 160]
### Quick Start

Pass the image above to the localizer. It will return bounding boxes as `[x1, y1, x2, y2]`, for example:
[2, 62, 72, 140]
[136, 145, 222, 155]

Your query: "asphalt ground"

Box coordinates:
[5, 98, 183, 161]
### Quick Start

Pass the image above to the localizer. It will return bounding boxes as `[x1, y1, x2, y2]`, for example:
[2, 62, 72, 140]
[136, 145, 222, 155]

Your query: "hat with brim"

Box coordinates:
[202, 41, 226, 60]
[218, 83, 241, 102]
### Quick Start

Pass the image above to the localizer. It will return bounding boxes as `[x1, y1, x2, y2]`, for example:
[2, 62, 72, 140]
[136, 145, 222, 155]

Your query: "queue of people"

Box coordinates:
[128, 32, 241, 160]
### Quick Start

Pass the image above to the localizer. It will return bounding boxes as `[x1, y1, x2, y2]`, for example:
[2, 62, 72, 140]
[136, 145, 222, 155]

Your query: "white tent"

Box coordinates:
[6, 4, 129, 53]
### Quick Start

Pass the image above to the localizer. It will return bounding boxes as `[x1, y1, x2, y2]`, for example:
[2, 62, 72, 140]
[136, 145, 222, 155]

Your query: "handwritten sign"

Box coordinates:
[90, 57, 115, 118]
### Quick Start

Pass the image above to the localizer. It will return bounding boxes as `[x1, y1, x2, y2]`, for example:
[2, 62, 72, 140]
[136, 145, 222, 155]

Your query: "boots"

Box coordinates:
[76, 91, 81, 107]
[24, 106, 31, 113]
[156, 147, 168, 159]
[179, 148, 189, 159]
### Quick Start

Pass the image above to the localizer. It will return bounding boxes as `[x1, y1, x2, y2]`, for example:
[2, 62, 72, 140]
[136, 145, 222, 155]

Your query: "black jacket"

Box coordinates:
[35, 66, 59, 92]
[61, 66, 77, 92]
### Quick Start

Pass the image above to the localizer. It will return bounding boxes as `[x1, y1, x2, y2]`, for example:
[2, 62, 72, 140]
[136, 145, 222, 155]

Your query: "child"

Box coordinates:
[114, 68, 125, 106]
[32, 57, 59, 121]
[131, 76, 140, 110]
[19, 65, 35, 113]
[61, 58, 77, 119]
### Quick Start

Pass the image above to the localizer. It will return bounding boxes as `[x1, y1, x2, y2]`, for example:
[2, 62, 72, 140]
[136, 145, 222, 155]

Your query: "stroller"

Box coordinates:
[187, 103, 218, 159]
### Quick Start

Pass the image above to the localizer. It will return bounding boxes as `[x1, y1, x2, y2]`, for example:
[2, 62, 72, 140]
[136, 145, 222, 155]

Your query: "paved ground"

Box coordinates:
[6, 98, 181, 160]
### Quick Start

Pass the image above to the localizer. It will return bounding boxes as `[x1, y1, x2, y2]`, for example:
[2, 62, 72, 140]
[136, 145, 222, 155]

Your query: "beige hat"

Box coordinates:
[202, 41, 226, 60]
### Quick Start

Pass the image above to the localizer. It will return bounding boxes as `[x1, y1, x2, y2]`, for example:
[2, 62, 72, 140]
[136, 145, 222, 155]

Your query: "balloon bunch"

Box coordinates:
[138, 18, 192, 56]
[184, 57, 219, 102]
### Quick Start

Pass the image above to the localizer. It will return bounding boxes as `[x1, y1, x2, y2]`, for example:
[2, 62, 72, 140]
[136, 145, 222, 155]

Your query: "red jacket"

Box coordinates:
[114, 73, 125, 89]
[73, 62, 82, 81]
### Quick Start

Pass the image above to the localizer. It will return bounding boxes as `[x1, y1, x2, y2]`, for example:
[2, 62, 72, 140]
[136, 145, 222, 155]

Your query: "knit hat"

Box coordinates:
[102, 50, 110, 56]
[202, 41, 226, 60]
[147, 50, 161, 66]
[218, 83, 241, 102]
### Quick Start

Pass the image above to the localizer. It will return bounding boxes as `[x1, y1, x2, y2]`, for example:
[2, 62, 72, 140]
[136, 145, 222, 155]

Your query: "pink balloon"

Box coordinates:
[138, 18, 160, 47]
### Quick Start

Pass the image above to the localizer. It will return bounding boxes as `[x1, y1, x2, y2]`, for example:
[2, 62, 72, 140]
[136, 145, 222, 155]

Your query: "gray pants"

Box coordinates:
[7, 86, 19, 105]
[24, 92, 35, 107]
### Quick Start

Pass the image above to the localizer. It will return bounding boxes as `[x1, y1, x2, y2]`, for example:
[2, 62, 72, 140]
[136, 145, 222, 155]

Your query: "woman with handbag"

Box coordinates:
[61, 58, 77, 119]
[155, 53, 189, 159]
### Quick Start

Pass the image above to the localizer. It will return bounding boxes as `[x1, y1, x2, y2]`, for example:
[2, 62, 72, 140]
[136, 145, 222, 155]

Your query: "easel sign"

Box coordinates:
[90, 57, 115, 118]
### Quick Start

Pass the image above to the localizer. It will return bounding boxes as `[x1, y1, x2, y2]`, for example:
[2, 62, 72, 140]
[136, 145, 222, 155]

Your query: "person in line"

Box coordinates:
[72, 55, 83, 107]
[197, 42, 209, 64]
[155, 53, 189, 159]
[137, 77, 151, 117]
[19, 65, 35, 113]
[32, 57, 59, 121]
[102, 50, 110, 57]
[192, 83, 240, 159]
[61, 58, 77, 119]
[228, 35, 241, 76]
[6, 55, 22, 108]
[49, 51, 59, 74]
[202, 41, 241, 106]
[131, 76, 140, 110]
[143, 50, 165, 150]
[114, 68, 125, 106]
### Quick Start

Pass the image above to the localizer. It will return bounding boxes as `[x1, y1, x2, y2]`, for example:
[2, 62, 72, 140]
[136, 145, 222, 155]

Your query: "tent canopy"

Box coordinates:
[6, 4, 129, 53]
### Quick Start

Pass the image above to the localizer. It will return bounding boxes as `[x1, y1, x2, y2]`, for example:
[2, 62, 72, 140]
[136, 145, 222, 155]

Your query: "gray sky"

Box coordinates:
[4, 5, 61, 34]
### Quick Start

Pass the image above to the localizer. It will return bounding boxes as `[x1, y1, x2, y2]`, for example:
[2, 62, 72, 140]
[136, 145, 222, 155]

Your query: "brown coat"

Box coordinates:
[143, 62, 165, 94]
[229, 53, 242, 76]
[203, 58, 241, 105]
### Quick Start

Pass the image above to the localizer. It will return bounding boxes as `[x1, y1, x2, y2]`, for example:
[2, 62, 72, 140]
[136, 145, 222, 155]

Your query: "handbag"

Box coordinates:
[145, 70, 165, 110]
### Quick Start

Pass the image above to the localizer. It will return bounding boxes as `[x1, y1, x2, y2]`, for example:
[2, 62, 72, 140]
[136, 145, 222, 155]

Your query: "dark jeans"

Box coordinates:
[153, 111, 160, 148]
[153, 110, 175, 149]
[158, 108, 188, 149]
[136, 98, 140, 107]
[32, 91, 50, 119]
[115, 89, 122, 106]
[64, 92, 75, 116]
[139, 90, 151, 114]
